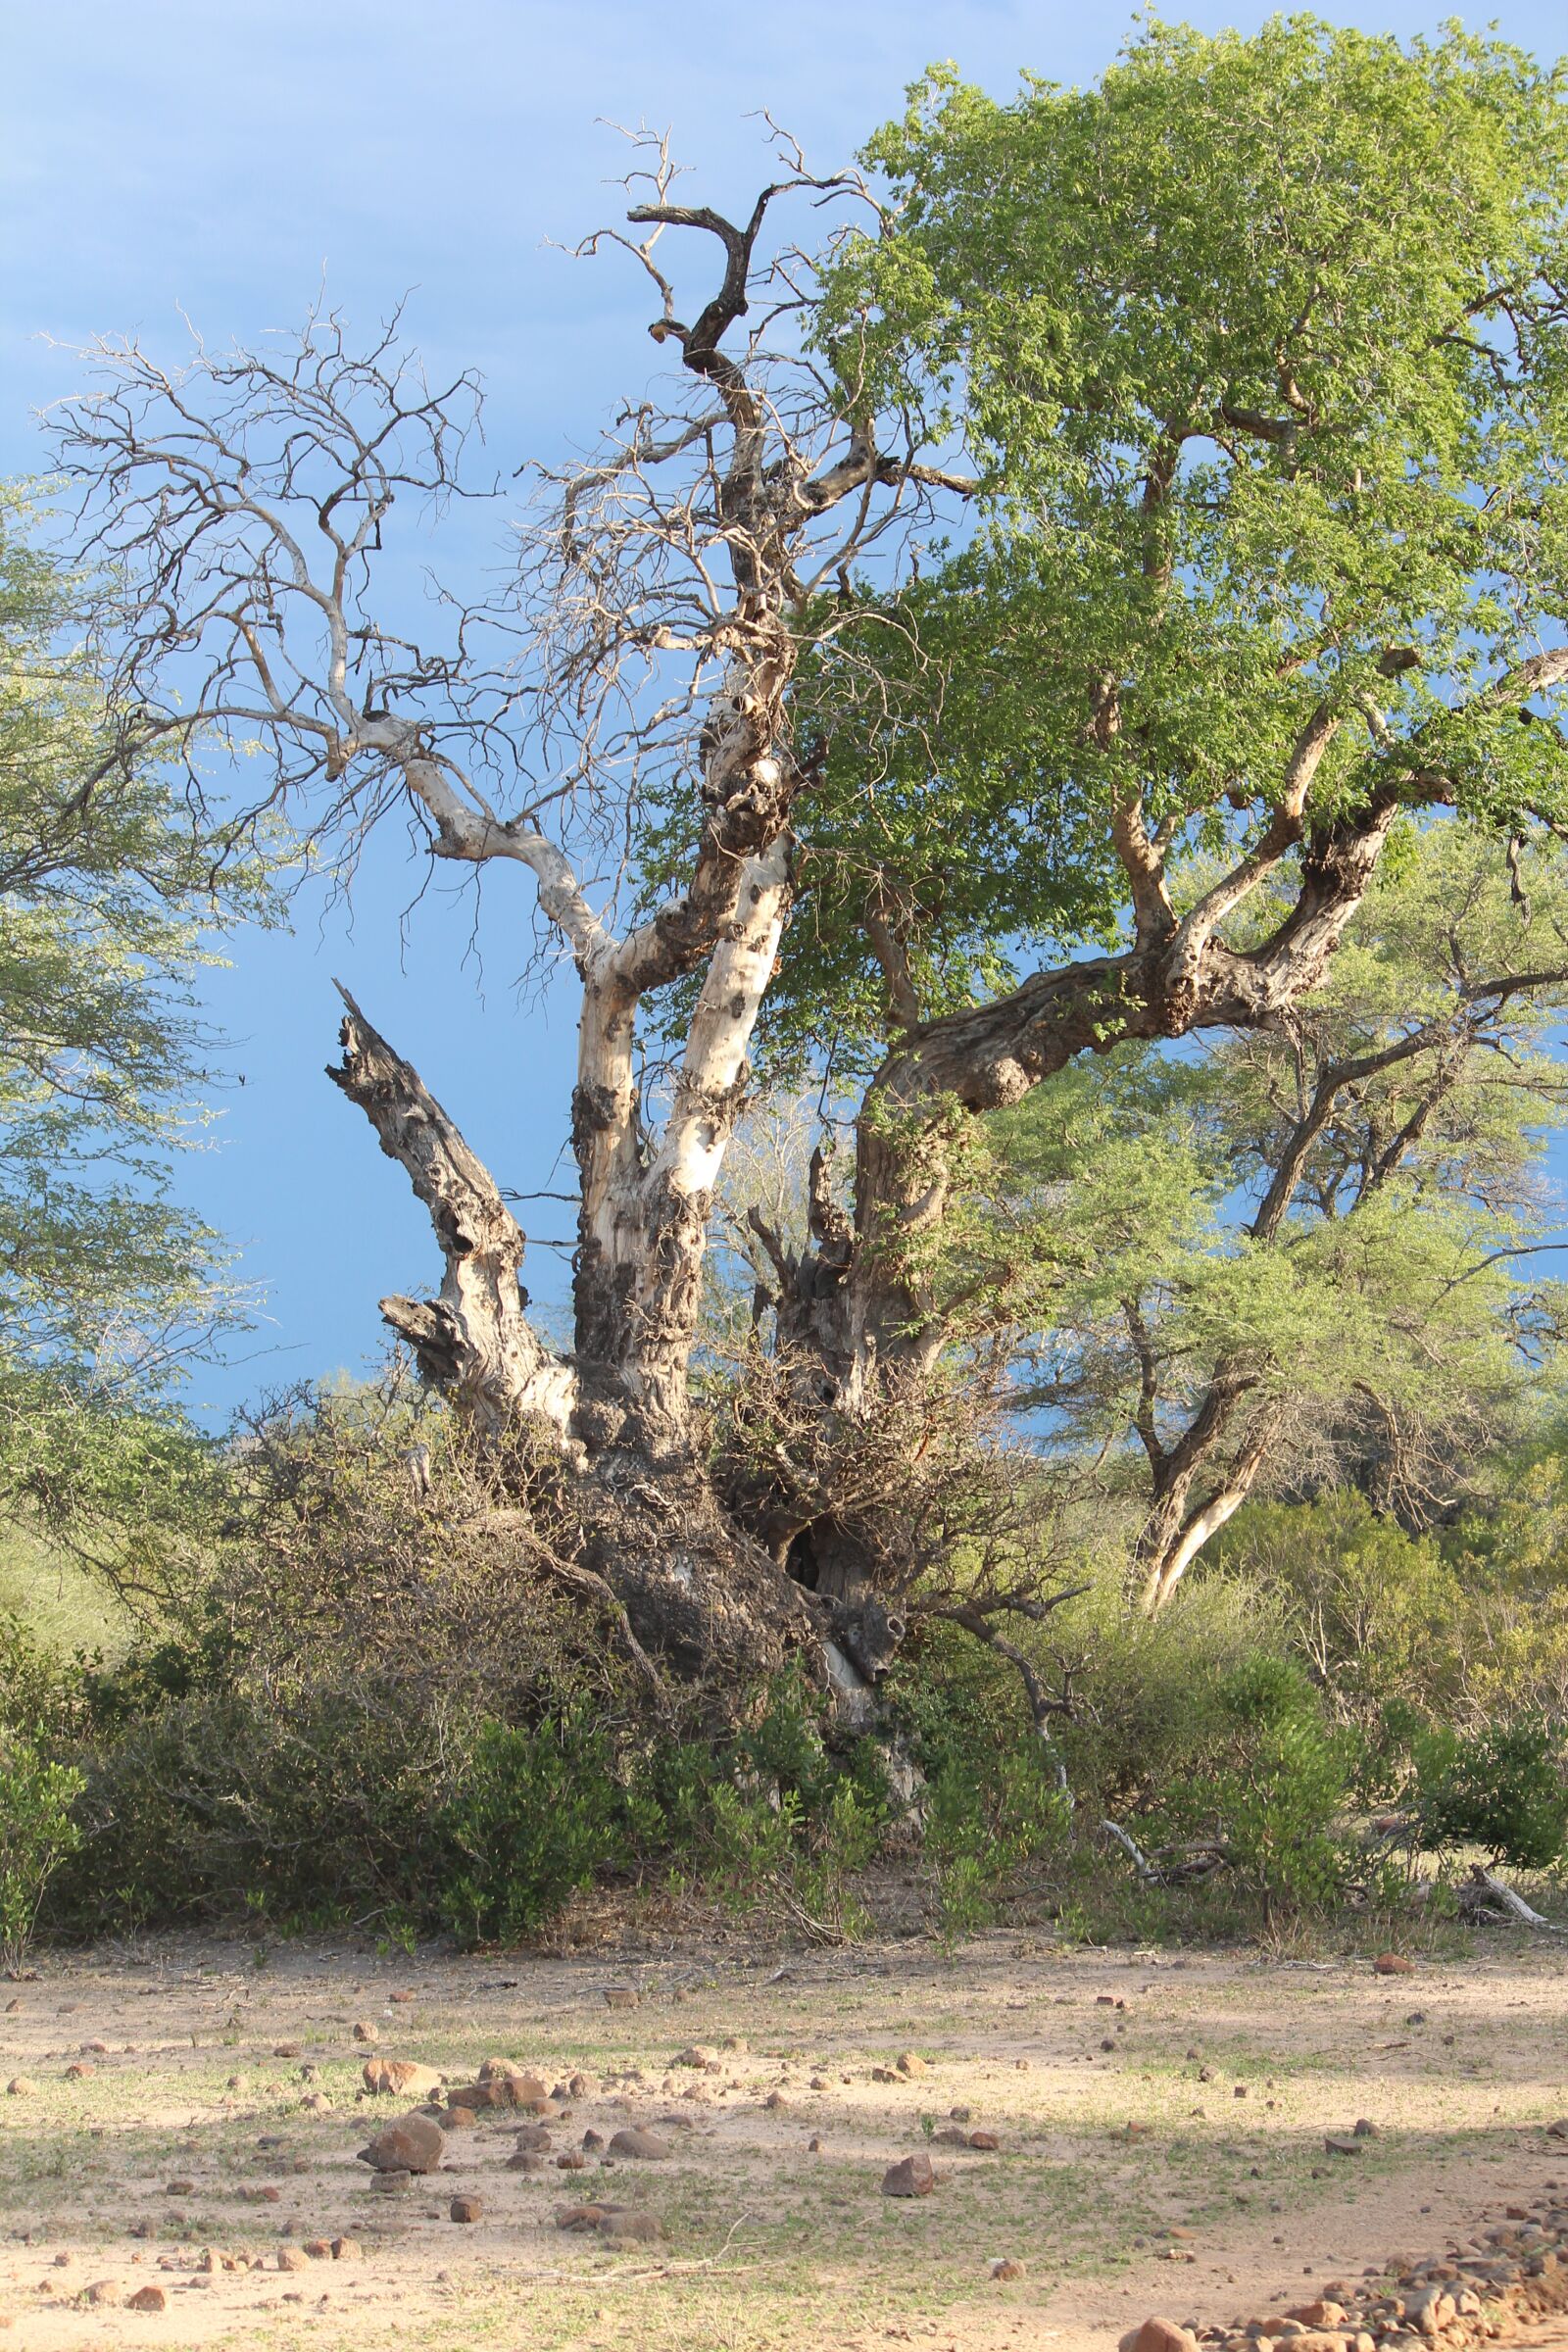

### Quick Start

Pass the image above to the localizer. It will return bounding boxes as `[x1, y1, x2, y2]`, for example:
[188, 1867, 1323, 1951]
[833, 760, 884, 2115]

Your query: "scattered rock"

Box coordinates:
[352, 2021, 378, 2043]
[127, 2284, 168, 2314]
[1374, 1953, 1414, 1977]
[441, 2105, 477, 2131]
[674, 2045, 716, 2069]
[881, 2153, 935, 2198]
[512, 2123, 554, 2152]
[762, 2090, 787, 2112]
[508, 2152, 546, 2174]
[608, 2128, 672, 2161]
[362, 2058, 443, 2098]
[968, 2130, 1002, 2152]
[165, 2180, 195, 2197]
[5, 2079, 35, 2097]
[556, 2152, 587, 2171]
[604, 1986, 639, 2011]
[1324, 2136, 1363, 2158]
[330, 2237, 361, 2260]
[83, 2280, 123, 2306]
[1118, 2321, 1200, 2352]
[449, 2196, 483, 2225]
[276, 2247, 308, 2272]
[358, 2113, 445, 2175]
[896, 2051, 928, 2077]
[301, 2239, 332, 2260]
[271, 2042, 302, 2059]
[991, 2258, 1026, 2281]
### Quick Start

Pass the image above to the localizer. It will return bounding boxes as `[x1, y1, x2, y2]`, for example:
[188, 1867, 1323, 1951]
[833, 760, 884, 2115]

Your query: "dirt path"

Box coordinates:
[2, 1929, 1567, 2352]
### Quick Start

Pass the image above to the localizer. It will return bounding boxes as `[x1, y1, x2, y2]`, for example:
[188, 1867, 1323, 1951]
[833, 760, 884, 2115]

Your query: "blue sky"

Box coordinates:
[5, 0, 1567, 1419]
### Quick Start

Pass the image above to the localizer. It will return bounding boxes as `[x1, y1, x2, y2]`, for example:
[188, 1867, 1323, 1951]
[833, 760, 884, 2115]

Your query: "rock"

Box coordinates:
[762, 2091, 786, 2112]
[449, 2196, 483, 2225]
[442, 2105, 477, 2131]
[881, 2154, 935, 2198]
[1547, 2120, 1568, 2141]
[582, 2129, 604, 2150]
[992, 2258, 1026, 2281]
[271, 2042, 302, 2059]
[276, 2248, 308, 2272]
[603, 1986, 639, 2010]
[371, 2170, 412, 2194]
[557, 2202, 609, 2230]
[5, 2079, 35, 2096]
[302, 2239, 331, 2260]
[1324, 2136, 1363, 2157]
[300, 2092, 333, 2115]
[674, 2045, 715, 2068]
[1353, 2119, 1379, 2138]
[950, 2105, 972, 2123]
[83, 2281, 123, 2307]
[352, 2022, 378, 2043]
[556, 2152, 586, 2171]
[166, 2180, 195, 2197]
[330, 2238, 361, 2261]
[1118, 2323, 1200, 2352]
[361, 2058, 443, 2098]
[79, 2038, 109, 2054]
[127, 2284, 168, 2313]
[512, 2124, 554, 2152]
[808, 2134, 822, 2152]
[389, 1990, 415, 2004]
[608, 2128, 672, 2161]
[1374, 1954, 1414, 1976]
[358, 2113, 446, 2175]
[508, 2152, 546, 2174]
[1288, 2305, 1348, 2328]
[896, 2052, 928, 2077]
[603, 2208, 663, 2244]
[968, 2130, 1002, 2152]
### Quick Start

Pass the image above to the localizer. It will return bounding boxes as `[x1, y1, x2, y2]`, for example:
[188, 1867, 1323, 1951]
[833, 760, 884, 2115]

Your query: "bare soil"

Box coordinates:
[3, 1924, 1568, 2352]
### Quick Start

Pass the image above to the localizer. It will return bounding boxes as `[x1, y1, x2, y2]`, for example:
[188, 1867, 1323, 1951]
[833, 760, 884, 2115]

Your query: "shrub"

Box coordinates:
[0, 1730, 84, 1972]
[1414, 1717, 1568, 1871]
[433, 1716, 629, 1944]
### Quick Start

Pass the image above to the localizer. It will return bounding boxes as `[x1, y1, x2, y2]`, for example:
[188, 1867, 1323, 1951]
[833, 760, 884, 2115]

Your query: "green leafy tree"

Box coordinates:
[960, 825, 1568, 1609]
[0, 488, 274, 1575]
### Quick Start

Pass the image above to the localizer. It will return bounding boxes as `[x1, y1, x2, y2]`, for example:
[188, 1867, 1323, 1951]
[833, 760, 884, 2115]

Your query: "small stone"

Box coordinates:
[302, 2239, 331, 2260]
[808, 2134, 822, 2152]
[881, 2153, 935, 2198]
[1374, 1954, 1414, 1977]
[513, 2123, 554, 2152]
[389, 1990, 416, 2004]
[762, 2091, 786, 2112]
[5, 2079, 35, 2097]
[330, 2238, 361, 2261]
[127, 2284, 168, 2313]
[991, 2258, 1026, 2281]
[674, 2045, 715, 2068]
[604, 1986, 639, 2010]
[950, 2105, 972, 2123]
[449, 2196, 483, 2225]
[276, 2247, 308, 2272]
[1325, 2136, 1363, 2157]
[1353, 2119, 1379, 2138]
[896, 2052, 928, 2077]
[556, 2152, 587, 2171]
[166, 2180, 196, 2197]
[441, 2105, 477, 2131]
[582, 2129, 604, 2150]
[352, 2022, 378, 2043]
[271, 2042, 302, 2059]
[968, 2130, 1002, 2152]
[508, 2152, 546, 2174]
[83, 2280, 123, 2307]
[608, 2128, 672, 2161]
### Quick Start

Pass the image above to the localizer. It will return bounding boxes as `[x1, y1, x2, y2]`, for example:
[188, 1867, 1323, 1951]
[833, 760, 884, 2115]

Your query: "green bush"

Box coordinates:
[0, 1729, 84, 1972]
[434, 1715, 629, 1944]
[1414, 1717, 1568, 1870]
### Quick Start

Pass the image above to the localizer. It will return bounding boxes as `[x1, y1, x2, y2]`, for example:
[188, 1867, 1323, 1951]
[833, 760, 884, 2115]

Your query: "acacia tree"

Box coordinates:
[53, 24, 1568, 1685]
[961, 827, 1568, 1615]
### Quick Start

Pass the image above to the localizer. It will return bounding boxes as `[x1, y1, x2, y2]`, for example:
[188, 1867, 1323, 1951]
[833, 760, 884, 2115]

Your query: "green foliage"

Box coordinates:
[434, 1716, 629, 1945]
[1413, 1718, 1568, 1871]
[755, 22, 1568, 1065]
[0, 1726, 83, 1972]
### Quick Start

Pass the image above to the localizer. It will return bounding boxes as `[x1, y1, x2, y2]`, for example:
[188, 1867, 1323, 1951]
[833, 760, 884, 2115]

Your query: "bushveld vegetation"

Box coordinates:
[7, 15, 1568, 1967]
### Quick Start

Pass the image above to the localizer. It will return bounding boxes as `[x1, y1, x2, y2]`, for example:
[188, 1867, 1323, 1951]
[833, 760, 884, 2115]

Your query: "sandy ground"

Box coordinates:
[3, 1926, 1568, 2352]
